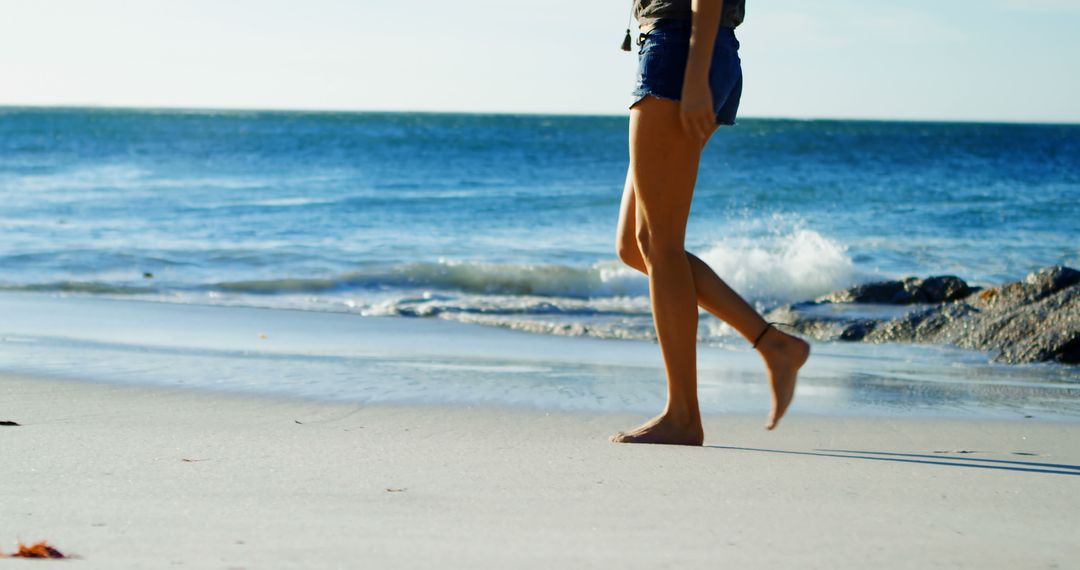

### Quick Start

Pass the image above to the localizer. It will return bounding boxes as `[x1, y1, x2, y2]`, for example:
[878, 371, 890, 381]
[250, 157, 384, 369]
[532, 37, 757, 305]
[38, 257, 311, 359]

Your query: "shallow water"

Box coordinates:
[1, 294, 1077, 420]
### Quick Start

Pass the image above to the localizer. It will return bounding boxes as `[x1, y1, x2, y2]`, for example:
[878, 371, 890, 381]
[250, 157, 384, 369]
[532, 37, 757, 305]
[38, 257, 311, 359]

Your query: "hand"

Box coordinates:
[679, 77, 714, 143]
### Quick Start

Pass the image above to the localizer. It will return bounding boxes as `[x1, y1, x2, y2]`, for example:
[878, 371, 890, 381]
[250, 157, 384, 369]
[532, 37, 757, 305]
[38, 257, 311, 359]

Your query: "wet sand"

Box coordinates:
[2, 292, 1078, 420]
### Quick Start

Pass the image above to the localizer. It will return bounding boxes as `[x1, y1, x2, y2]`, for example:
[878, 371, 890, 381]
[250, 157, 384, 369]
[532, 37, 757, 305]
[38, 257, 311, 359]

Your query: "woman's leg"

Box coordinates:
[610, 96, 707, 445]
[617, 167, 768, 342]
[613, 99, 810, 439]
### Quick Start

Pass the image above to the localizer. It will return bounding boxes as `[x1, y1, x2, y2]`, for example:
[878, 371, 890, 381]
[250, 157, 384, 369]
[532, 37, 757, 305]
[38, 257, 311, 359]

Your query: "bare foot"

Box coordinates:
[610, 411, 704, 446]
[757, 326, 811, 430]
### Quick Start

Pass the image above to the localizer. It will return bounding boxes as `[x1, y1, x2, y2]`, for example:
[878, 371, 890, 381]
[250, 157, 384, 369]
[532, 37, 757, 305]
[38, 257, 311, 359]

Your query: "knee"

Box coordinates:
[635, 226, 684, 267]
[616, 238, 645, 271]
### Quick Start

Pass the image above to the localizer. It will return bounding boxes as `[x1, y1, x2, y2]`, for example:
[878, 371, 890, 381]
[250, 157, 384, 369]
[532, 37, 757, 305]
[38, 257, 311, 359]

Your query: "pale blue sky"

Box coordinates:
[1, 0, 1078, 122]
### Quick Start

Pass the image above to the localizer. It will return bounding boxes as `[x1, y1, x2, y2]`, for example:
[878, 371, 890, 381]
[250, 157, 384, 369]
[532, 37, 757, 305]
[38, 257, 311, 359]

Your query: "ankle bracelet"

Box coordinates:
[752, 322, 794, 349]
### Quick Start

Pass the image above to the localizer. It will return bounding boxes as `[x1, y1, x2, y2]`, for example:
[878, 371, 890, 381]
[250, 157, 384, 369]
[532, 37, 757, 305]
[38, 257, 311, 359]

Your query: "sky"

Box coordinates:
[1, 0, 1078, 123]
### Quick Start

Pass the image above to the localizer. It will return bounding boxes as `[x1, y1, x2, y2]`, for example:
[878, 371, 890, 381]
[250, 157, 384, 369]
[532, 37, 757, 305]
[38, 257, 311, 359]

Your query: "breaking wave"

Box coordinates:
[210, 228, 860, 305]
[2, 229, 866, 342]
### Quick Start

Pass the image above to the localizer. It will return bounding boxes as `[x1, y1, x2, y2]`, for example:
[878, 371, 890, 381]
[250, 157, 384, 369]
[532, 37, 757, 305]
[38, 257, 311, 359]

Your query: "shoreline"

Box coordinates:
[2, 292, 1079, 421]
[3, 291, 1079, 421]
[1, 265, 1076, 368]
[3, 372, 1079, 568]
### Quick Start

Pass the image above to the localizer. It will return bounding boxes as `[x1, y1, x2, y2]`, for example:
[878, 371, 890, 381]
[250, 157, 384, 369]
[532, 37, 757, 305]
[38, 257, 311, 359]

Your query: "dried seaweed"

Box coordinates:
[3, 540, 67, 558]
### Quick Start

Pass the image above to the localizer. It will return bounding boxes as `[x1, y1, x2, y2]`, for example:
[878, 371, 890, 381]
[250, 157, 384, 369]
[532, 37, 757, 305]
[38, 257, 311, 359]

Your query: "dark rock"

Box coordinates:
[839, 320, 877, 341]
[1056, 335, 1080, 365]
[973, 265, 1080, 310]
[919, 276, 975, 303]
[817, 280, 908, 304]
[766, 265, 1080, 365]
[865, 303, 977, 344]
[973, 284, 1080, 364]
[1028, 265, 1080, 293]
[816, 275, 975, 305]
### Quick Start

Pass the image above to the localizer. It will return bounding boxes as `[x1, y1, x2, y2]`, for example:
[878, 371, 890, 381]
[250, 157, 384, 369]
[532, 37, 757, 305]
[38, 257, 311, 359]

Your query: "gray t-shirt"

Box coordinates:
[634, 0, 745, 30]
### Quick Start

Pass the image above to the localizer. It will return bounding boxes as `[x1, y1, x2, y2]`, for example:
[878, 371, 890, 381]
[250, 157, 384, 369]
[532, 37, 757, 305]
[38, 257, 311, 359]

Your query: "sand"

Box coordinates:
[2, 373, 1078, 569]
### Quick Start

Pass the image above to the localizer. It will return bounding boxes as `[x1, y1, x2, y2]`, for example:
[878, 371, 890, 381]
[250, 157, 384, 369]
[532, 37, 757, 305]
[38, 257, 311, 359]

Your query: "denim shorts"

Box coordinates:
[630, 19, 743, 126]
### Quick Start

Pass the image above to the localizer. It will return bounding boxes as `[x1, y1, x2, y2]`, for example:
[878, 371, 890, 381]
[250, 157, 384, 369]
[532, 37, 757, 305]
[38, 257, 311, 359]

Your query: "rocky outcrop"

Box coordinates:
[814, 275, 977, 305]
[766, 266, 1080, 365]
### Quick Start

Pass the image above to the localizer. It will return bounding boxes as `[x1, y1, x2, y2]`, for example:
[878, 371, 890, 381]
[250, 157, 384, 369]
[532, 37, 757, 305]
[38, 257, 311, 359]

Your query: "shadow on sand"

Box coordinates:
[706, 446, 1080, 476]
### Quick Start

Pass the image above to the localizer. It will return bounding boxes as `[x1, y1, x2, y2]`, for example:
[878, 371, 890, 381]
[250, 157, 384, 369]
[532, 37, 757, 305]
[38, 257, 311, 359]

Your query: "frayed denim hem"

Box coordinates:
[629, 92, 738, 126]
[630, 91, 679, 109]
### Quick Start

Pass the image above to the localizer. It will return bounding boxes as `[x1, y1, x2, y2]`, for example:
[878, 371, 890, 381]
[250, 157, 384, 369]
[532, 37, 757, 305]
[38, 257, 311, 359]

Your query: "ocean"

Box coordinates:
[2, 107, 1078, 343]
[1, 107, 1079, 418]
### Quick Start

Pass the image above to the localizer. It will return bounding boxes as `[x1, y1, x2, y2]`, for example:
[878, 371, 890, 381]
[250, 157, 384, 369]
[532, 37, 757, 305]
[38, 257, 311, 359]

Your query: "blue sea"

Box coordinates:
[2, 107, 1078, 345]
[2, 107, 1079, 418]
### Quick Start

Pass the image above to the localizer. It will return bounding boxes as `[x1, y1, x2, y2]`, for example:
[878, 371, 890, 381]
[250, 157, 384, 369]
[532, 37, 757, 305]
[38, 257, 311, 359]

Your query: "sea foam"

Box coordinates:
[208, 228, 857, 305]
[697, 228, 860, 304]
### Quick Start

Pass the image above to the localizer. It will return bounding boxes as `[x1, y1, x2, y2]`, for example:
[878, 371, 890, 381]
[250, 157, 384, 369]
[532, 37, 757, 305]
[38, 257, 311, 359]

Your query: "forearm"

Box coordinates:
[685, 0, 724, 84]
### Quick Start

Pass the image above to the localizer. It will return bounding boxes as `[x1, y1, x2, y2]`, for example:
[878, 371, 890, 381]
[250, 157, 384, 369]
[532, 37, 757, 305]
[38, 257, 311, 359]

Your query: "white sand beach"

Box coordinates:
[3, 371, 1079, 569]
[3, 23, 1079, 568]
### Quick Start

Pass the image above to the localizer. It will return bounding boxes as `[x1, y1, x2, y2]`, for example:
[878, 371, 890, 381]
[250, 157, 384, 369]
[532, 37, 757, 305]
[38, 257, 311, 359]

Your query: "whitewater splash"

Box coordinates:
[697, 228, 860, 305]
[385, 227, 863, 342]
[203, 227, 861, 304]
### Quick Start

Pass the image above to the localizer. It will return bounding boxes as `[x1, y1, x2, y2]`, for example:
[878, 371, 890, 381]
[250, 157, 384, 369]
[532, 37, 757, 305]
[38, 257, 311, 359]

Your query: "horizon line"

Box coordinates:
[2, 102, 1078, 127]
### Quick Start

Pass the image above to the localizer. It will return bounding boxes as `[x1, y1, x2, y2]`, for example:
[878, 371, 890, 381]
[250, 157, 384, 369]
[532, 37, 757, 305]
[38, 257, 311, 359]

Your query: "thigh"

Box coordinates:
[629, 96, 710, 247]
